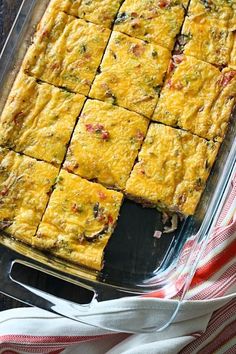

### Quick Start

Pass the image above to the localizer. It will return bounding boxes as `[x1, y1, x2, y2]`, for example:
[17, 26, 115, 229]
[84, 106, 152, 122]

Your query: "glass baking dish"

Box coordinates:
[0, 0, 235, 333]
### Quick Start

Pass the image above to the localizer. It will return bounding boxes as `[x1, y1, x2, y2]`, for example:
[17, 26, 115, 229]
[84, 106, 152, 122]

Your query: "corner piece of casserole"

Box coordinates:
[22, 9, 110, 95]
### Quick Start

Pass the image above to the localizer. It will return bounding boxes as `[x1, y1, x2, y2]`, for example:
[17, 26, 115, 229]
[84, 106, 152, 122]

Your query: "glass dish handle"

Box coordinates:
[1, 249, 178, 333]
[0, 248, 93, 305]
[0, 162, 234, 333]
[0, 246, 123, 322]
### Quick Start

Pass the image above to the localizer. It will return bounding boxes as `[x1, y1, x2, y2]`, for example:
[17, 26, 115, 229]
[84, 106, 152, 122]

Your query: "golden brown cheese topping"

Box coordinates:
[22, 10, 110, 95]
[188, 0, 236, 30]
[34, 170, 123, 270]
[55, 0, 123, 28]
[125, 124, 219, 216]
[229, 32, 236, 70]
[64, 99, 149, 189]
[0, 148, 59, 244]
[114, 0, 187, 50]
[77, 0, 122, 27]
[0, 72, 85, 165]
[180, 16, 233, 67]
[90, 31, 170, 118]
[153, 56, 236, 141]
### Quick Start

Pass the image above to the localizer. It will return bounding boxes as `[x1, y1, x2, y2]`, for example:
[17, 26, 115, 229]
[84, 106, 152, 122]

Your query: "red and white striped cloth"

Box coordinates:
[0, 175, 235, 354]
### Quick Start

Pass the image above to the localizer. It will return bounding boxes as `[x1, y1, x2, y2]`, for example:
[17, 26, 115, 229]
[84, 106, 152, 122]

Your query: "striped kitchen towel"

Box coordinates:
[0, 175, 235, 354]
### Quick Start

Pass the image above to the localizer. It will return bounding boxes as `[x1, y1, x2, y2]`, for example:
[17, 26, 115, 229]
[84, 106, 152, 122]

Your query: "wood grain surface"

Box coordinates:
[0, 0, 27, 310]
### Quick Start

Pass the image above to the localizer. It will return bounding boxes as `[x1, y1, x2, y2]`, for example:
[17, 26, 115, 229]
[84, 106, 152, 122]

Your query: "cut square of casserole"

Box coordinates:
[55, 0, 123, 28]
[0, 148, 59, 244]
[90, 31, 170, 118]
[34, 170, 123, 271]
[187, 0, 236, 30]
[179, 16, 233, 67]
[64, 99, 149, 189]
[0, 72, 85, 165]
[125, 124, 219, 216]
[113, 0, 187, 50]
[22, 9, 110, 95]
[153, 56, 236, 141]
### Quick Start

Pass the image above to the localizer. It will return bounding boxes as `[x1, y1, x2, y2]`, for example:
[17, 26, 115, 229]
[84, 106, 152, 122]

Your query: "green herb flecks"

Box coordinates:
[114, 12, 130, 24]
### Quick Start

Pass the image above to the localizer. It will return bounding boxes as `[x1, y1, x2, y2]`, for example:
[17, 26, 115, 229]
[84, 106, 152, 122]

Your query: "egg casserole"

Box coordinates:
[64, 99, 149, 189]
[0, 0, 235, 271]
[53, 0, 123, 28]
[125, 124, 220, 215]
[114, 0, 187, 50]
[0, 72, 85, 164]
[180, 15, 233, 67]
[34, 170, 123, 270]
[153, 56, 236, 141]
[229, 31, 236, 70]
[188, 0, 236, 30]
[0, 148, 58, 244]
[23, 9, 110, 95]
[90, 31, 170, 117]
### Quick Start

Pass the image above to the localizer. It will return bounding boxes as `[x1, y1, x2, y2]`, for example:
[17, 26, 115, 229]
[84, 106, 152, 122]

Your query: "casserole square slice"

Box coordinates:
[125, 124, 220, 216]
[90, 31, 170, 118]
[0, 148, 59, 244]
[64, 99, 149, 190]
[55, 0, 123, 28]
[153, 56, 236, 141]
[34, 170, 123, 271]
[23, 10, 110, 95]
[113, 0, 187, 50]
[188, 0, 236, 30]
[179, 16, 233, 67]
[0, 72, 85, 165]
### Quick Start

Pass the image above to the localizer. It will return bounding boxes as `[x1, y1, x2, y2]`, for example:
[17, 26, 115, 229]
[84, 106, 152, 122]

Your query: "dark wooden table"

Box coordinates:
[0, 0, 28, 311]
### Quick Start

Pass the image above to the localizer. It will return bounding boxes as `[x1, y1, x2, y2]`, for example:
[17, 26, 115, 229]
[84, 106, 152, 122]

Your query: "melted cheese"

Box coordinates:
[114, 0, 186, 50]
[77, 0, 122, 27]
[22, 10, 110, 95]
[0, 148, 58, 244]
[125, 124, 219, 215]
[64, 99, 149, 189]
[52, 0, 122, 28]
[181, 16, 233, 67]
[90, 31, 170, 118]
[229, 31, 236, 69]
[153, 56, 236, 141]
[34, 170, 123, 270]
[0, 72, 85, 164]
[188, 0, 236, 30]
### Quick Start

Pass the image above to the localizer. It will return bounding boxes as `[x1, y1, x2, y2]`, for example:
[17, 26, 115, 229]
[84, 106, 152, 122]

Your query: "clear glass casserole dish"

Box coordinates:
[0, 0, 235, 333]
